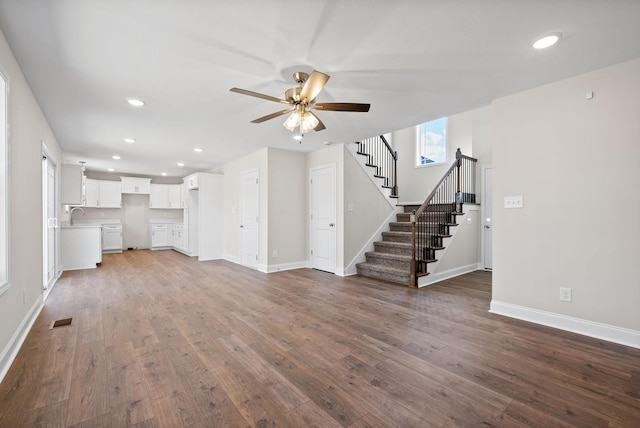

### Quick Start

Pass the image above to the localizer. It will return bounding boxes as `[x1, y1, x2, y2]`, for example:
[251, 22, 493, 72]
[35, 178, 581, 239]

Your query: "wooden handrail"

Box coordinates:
[413, 148, 461, 217]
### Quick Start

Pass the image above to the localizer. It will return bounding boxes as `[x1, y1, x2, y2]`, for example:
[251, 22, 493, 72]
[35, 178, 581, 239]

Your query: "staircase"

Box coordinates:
[353, 142, 477, 288]
[356, 203, 464, 286]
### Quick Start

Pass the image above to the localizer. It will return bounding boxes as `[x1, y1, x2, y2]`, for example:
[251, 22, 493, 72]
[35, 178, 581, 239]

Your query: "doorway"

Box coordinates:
[309, 164, 336, 273]
[240, 169, 259, 269]
[482, 166, 493, 270]
[42, 150, 57, 299]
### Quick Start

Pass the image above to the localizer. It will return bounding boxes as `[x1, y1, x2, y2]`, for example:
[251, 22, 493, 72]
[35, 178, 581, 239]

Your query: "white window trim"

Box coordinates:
[415, 117, 448, 168]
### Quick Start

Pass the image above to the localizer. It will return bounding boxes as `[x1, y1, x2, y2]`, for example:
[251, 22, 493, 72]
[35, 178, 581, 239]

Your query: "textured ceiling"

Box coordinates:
[0, 0, 639, 176]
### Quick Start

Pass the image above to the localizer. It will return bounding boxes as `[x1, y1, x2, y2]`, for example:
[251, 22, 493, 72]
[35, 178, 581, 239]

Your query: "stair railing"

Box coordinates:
[357, 135, 398, 197]
[409, 148, 477, 287]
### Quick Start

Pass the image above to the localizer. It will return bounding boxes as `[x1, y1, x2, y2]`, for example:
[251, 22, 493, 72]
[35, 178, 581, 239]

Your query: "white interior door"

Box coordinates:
[240, 170, 259, 269]
[310, 164, 336, 273]
[483, 167, 493, 270]
[42, 154, 57, 299]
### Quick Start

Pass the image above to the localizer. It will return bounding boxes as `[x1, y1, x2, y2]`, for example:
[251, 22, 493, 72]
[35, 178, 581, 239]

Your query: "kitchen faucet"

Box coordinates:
[69, 206, 85, 226]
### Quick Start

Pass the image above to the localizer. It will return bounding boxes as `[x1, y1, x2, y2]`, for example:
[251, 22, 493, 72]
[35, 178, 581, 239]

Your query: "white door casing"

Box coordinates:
[483, 166, 493, 270]
[42, 153, 57, 299]
[309, 164, 336, 273]
[240, 170, 259, 269]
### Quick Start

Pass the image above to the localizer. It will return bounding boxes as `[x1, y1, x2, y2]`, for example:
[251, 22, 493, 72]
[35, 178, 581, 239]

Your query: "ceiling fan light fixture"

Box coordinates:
[283, 109, 303, 131]
[300, 112, 319, 134]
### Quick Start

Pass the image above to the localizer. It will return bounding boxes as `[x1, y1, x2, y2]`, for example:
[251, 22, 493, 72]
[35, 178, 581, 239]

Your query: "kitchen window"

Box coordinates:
[0, 70, 7, 294]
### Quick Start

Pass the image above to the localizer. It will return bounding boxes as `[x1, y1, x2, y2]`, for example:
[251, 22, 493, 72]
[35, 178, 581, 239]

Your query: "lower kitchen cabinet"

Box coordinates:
[102, 224, 123, 252]
[150, 223, 169, 249]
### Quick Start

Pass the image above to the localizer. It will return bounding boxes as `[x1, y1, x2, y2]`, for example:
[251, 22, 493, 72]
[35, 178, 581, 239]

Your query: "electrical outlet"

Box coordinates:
[559, 287, 572, 302]
[273, 250, 277, 258]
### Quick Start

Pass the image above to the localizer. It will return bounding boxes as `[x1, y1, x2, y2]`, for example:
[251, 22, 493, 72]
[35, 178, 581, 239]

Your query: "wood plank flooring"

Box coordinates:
[1, 250, 639, 427]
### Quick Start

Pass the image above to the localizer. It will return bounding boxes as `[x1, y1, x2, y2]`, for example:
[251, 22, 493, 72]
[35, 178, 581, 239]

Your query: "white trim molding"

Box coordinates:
[490, 300, 640, 349]
[0, 298, 43, 383]
[419, 263, 481, 287]
[263, 260, 308, 273]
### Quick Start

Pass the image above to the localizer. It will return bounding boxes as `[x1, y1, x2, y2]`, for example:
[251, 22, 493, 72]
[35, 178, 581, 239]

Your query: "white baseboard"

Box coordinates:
[0, 297, 44, 384]
[263, 260, 308, 273]
[490, 300, 640, 349]
[418, 263, 480, 287]
[223, 254, 241, 265]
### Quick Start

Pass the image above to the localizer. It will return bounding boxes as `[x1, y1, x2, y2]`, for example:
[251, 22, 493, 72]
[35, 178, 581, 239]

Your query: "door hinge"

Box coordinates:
[310, 249, 313, 255]
[256, 178, 259, 184]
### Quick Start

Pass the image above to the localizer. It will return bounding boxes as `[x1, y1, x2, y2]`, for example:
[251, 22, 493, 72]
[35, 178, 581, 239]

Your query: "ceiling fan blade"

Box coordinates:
[308, 112, 326, 132]
[299, 71, 330, 103]
[250, 109, 292, 123]
[313, 102, 370, 112]
[230, 87, 289, 104]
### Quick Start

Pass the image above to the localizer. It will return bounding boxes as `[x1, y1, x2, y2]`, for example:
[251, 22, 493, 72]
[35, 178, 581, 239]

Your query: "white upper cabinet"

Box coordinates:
[185, 174, 199, 190]
[121, 177, 151, 194]
[100, 181, 122, 208]
[150, 184, 182, 209]
[168, 184, 181, 208]
[61, 164, 85, 205]
[84, 179, 122, 208]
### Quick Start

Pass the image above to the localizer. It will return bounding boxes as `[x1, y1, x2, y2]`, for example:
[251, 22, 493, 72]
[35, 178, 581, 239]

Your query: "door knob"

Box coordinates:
[484, 225, 491, 229]
[240, 225, 244, 228]
[329, 223, 335, 227]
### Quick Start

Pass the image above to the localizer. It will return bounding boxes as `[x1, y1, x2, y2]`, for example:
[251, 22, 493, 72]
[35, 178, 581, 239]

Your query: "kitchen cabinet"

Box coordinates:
[184, 173, 199, 190]
[61, 164, 85, 205]
[121, 177, 151, 194]
[102, 224, 123, 252]
[168, 185, 181, 208]
[150, 184, 182, 209]
[61, 226, 102, 270]
[84, 179, 122, 208]
[150, 223, 169, 248]
[175, 224, 186, 252]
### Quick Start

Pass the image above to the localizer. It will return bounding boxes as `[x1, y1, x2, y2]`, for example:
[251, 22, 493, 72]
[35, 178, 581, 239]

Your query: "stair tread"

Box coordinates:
[365, 251, 411, 261]
[356, 262, 410, 276]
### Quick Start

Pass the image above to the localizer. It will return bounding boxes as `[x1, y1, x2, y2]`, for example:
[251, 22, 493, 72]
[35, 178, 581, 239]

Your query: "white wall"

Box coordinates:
[0, 28, 64, 380]
[343, 145, 395, 272]
[491, 58, 640, 345]
[267, 148, 307, 270]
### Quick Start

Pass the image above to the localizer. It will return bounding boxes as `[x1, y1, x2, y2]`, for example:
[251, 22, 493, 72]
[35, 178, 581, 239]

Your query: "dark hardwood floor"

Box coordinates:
[1, 250, 638, 427]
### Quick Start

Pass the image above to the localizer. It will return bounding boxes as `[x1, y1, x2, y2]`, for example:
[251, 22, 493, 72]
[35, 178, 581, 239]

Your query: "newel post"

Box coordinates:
[410, 211, 417, 288]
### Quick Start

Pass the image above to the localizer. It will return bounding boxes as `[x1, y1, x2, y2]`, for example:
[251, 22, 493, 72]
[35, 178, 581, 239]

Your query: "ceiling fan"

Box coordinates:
[230, 70, 370, 134]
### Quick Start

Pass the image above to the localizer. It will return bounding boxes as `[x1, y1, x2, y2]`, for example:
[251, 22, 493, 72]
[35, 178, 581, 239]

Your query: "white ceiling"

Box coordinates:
[1, 0, 639, 177]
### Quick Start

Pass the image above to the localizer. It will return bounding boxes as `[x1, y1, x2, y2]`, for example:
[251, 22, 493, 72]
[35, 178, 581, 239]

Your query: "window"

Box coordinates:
[0, 71, 7, 294]
[415, 117, 447, 167]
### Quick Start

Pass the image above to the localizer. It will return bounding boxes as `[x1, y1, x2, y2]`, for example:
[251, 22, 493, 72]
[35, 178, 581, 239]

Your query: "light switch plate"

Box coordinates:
[504, 195, 524, 209]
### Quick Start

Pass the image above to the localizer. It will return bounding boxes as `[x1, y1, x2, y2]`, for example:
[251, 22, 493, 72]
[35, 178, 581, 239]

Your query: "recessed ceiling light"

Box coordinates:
[112, 155, 121, 160]
[293, 135, 303, 141]
[107, 168, 115, 172]
[124, 137, 136, 143]
[177, 162, 185, 167]
[127, 98, 145, 107]
[532, 32, 562, 49]
[194, 148, 203, 153]
[161, 172, 167, 176]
